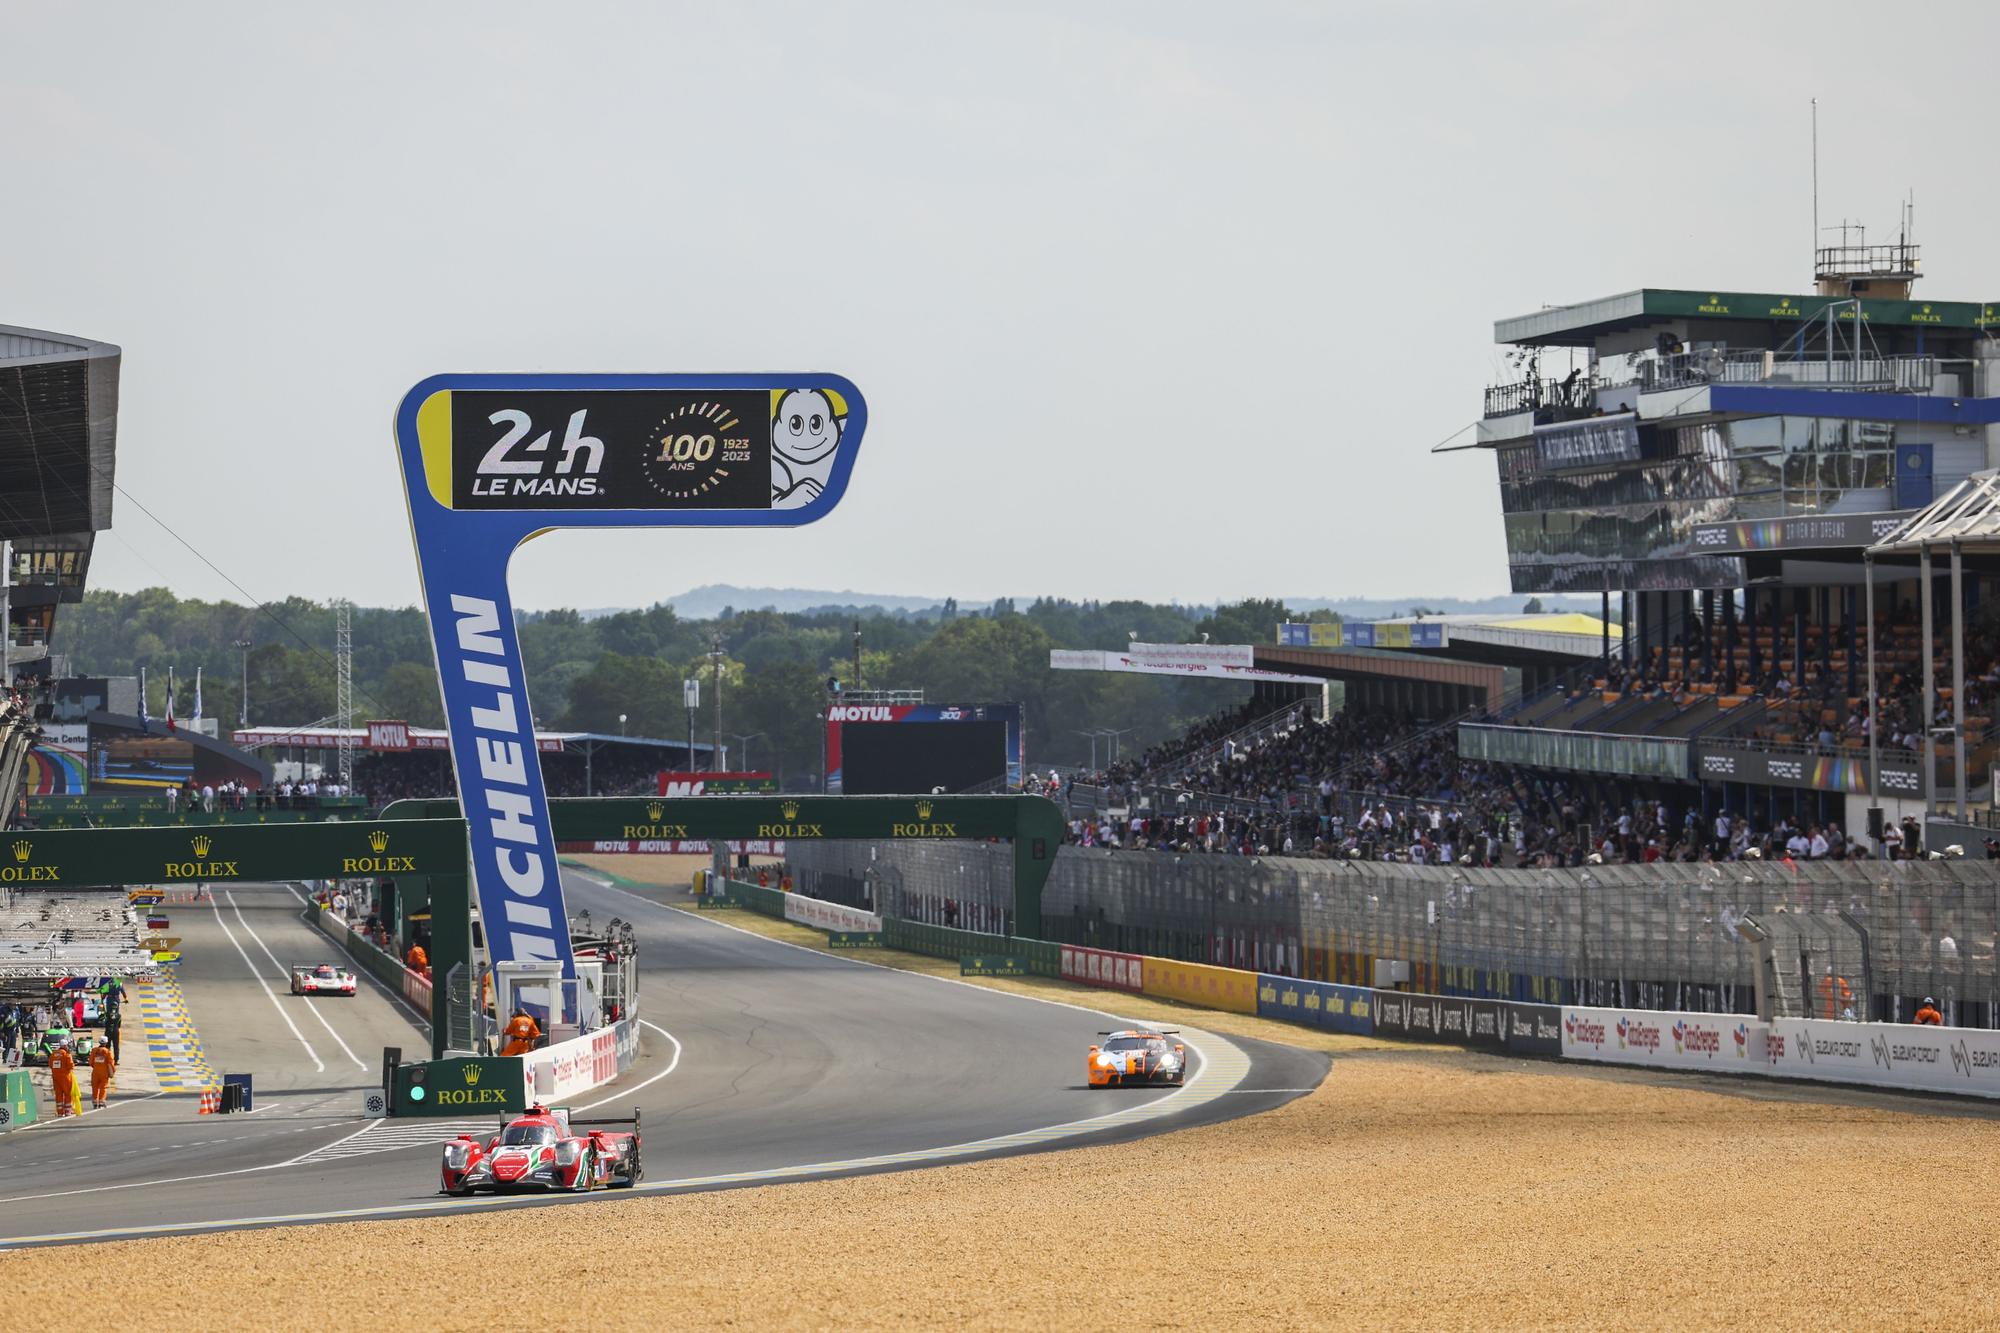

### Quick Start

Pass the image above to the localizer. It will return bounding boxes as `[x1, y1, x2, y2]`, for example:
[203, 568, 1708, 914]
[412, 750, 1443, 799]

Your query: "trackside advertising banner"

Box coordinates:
[1256, 976, 1374, 1035]
[560, 839, 786, 855]
[782, 893, 881, 936]
[395, 373, 866, 1002]
[1060, 944, 1144, 993]
[1767, 1018, 2000, 1098]
[1559, 1007, 1768, 1070]
[1373, 992, 1506, 1049]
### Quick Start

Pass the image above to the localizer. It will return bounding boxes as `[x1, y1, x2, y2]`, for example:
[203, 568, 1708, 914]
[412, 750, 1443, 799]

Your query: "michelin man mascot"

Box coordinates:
[770, 387, 846, 508]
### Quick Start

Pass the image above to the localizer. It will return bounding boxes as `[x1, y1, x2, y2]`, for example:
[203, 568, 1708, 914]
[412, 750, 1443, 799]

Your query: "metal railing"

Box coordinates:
[1457, 723, 1691, 781]
[1483, 375, 1600, 419]
[1638, 349, 1937, 395]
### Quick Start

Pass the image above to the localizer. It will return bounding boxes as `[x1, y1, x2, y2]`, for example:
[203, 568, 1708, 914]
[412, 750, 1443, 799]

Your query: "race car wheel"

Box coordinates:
[616, 1142, 641, 1188]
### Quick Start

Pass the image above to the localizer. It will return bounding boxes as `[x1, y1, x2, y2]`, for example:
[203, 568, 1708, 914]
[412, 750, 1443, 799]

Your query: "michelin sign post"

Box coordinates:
[396, 374, 866, 1014]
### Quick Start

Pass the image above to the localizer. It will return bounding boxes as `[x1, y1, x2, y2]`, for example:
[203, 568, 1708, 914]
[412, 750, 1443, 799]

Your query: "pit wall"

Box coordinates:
[307, 904, 433, 1017]
[529, 1018, 641, 1102]
[725, 881, 2000, 1102]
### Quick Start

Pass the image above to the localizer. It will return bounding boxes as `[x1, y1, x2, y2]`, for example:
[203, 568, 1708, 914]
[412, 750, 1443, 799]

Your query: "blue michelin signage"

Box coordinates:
[395, 374, 867, 1002]
[1256, 975, 1375, 1035]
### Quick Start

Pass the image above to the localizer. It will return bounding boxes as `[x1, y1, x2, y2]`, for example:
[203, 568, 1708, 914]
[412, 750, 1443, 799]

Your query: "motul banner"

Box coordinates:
[558, 839, 785, 855]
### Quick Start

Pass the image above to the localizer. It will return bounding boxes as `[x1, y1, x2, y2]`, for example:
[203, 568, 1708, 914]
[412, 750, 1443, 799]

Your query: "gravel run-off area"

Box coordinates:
[5, 862, 1998, 1329]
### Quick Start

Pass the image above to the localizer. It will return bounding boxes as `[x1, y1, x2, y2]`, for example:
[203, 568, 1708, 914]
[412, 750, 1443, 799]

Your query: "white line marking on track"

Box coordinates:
[209, 895, 324, 1073]
[0, 1023, 1253, 1246]
[0, 1016, 687, 1210]
[227, 890, 368, 1069]
[12, 1090, 170, 1133]
[571, 870, 1180, 1031]
[577, 1020, 681, 1112]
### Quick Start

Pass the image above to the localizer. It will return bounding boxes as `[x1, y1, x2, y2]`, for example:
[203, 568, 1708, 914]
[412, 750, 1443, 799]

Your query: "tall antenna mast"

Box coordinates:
[335, 599, 353, 790]
[1810, 97, 1819, 280]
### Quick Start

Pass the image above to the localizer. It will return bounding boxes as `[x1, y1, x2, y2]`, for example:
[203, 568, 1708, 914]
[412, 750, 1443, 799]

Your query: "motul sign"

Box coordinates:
[368, 720, 413, 751]
[827, 705, 897, 722]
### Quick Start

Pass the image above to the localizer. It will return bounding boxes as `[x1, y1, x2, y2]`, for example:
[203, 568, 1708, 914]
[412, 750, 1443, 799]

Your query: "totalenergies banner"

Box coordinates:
[395, 372, 866, 999]
[1559, 1006, 1768, 1070]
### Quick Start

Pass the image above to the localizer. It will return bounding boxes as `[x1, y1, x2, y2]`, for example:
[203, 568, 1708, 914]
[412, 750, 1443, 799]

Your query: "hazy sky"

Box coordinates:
[8, 1, 1998, 611]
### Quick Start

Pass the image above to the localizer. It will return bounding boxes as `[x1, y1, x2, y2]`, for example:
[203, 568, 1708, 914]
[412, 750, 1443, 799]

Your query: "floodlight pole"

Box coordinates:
[1952, 538, 1967, 819]
[1864, 552, 1879, 831]
[1921, 543, 1935, 822]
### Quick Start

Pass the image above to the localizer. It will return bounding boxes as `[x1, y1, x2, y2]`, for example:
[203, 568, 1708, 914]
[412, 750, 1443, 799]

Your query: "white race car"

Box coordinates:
[290, 962, 357, 997]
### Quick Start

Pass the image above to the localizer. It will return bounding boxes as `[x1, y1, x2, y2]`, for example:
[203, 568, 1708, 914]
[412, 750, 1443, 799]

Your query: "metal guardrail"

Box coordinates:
[796, 839, 2000, 1020]
[1639, 349, 1937, 395]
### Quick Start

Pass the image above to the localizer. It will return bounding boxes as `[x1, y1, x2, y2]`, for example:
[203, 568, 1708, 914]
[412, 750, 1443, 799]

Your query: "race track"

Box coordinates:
[0, 872, 1324, 1247]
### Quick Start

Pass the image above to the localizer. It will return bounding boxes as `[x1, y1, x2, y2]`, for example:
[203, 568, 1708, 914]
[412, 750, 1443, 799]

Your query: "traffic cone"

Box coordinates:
[197, 1088, 221, 1114]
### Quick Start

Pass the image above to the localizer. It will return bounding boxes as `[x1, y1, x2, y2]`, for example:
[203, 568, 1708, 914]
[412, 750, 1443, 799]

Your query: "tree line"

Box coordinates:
[55, 591, 1328, 784]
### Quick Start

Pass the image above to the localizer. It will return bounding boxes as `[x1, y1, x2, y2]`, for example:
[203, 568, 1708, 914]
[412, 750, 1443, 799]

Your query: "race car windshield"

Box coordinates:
[1103, 1037, 1167, 1053]
[500, 1124, 559, 1147]
[315, 967, 337, 977]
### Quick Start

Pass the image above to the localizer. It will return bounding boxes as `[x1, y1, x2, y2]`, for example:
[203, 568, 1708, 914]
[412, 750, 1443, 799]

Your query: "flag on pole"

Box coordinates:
[165, 669, 177, 732]
[139, 667, 150, 733]
[193, 668, 203, 723]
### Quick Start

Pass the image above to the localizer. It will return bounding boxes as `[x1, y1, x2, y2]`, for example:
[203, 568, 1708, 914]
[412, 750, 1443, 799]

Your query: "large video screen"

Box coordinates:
[841, 720, 1008, 795]
[91, 733, 195, 790]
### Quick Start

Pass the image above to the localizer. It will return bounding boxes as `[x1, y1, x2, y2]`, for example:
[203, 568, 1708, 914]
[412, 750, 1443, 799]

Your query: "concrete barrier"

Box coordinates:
[1141, 958, 1258, 1014]
[1058, 944, 1144, 994]
[782, 893, 881, 935]
[1767, 1017, 2000, 1098]
[526, 1015, 644, 1102]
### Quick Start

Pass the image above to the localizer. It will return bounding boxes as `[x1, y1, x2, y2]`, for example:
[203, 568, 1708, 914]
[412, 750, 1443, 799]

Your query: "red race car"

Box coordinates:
[440, 1104, 642, 1195]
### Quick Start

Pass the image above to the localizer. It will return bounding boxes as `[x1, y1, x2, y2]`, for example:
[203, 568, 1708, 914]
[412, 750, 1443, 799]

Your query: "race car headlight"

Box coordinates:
[1157, 1053, 1180, 1070]
[443, 1143, 471, 1168]
[1096, 1053, 1116, 1068]
[554, 1141, 582, 1166]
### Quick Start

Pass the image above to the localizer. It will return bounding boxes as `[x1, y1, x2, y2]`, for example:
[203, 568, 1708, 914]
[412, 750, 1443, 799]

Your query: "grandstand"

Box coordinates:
[1061, 237, 2000, 870]
[0, 325, 122, 828]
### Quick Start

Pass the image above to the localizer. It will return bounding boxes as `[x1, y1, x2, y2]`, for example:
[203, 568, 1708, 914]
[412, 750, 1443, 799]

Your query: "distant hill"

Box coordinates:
[619, 585, 981, 620]
[601, 587, 1594, 622]
[1282, 595, 1600, 618]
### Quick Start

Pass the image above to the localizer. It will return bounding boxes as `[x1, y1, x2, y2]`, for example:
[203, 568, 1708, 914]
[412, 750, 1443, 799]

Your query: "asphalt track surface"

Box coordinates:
[0, 872, 1326, 1248]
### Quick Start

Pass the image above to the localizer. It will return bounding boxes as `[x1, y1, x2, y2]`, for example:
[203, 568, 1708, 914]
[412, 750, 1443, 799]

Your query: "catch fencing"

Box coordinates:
[784, 840, 2000, 1023]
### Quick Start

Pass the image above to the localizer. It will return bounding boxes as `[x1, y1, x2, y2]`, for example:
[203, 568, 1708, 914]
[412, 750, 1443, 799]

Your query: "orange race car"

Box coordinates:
[1086, 1029, 1186, 1088]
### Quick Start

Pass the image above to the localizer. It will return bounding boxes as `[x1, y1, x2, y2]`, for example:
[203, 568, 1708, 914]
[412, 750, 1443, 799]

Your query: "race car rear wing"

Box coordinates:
[569, 1107, 642, 1131]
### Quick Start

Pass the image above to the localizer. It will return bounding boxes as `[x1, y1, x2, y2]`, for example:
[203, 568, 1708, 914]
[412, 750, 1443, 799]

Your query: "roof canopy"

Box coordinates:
[1497, 288, 2000, 347]
[1870, 471, 2000, 554]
